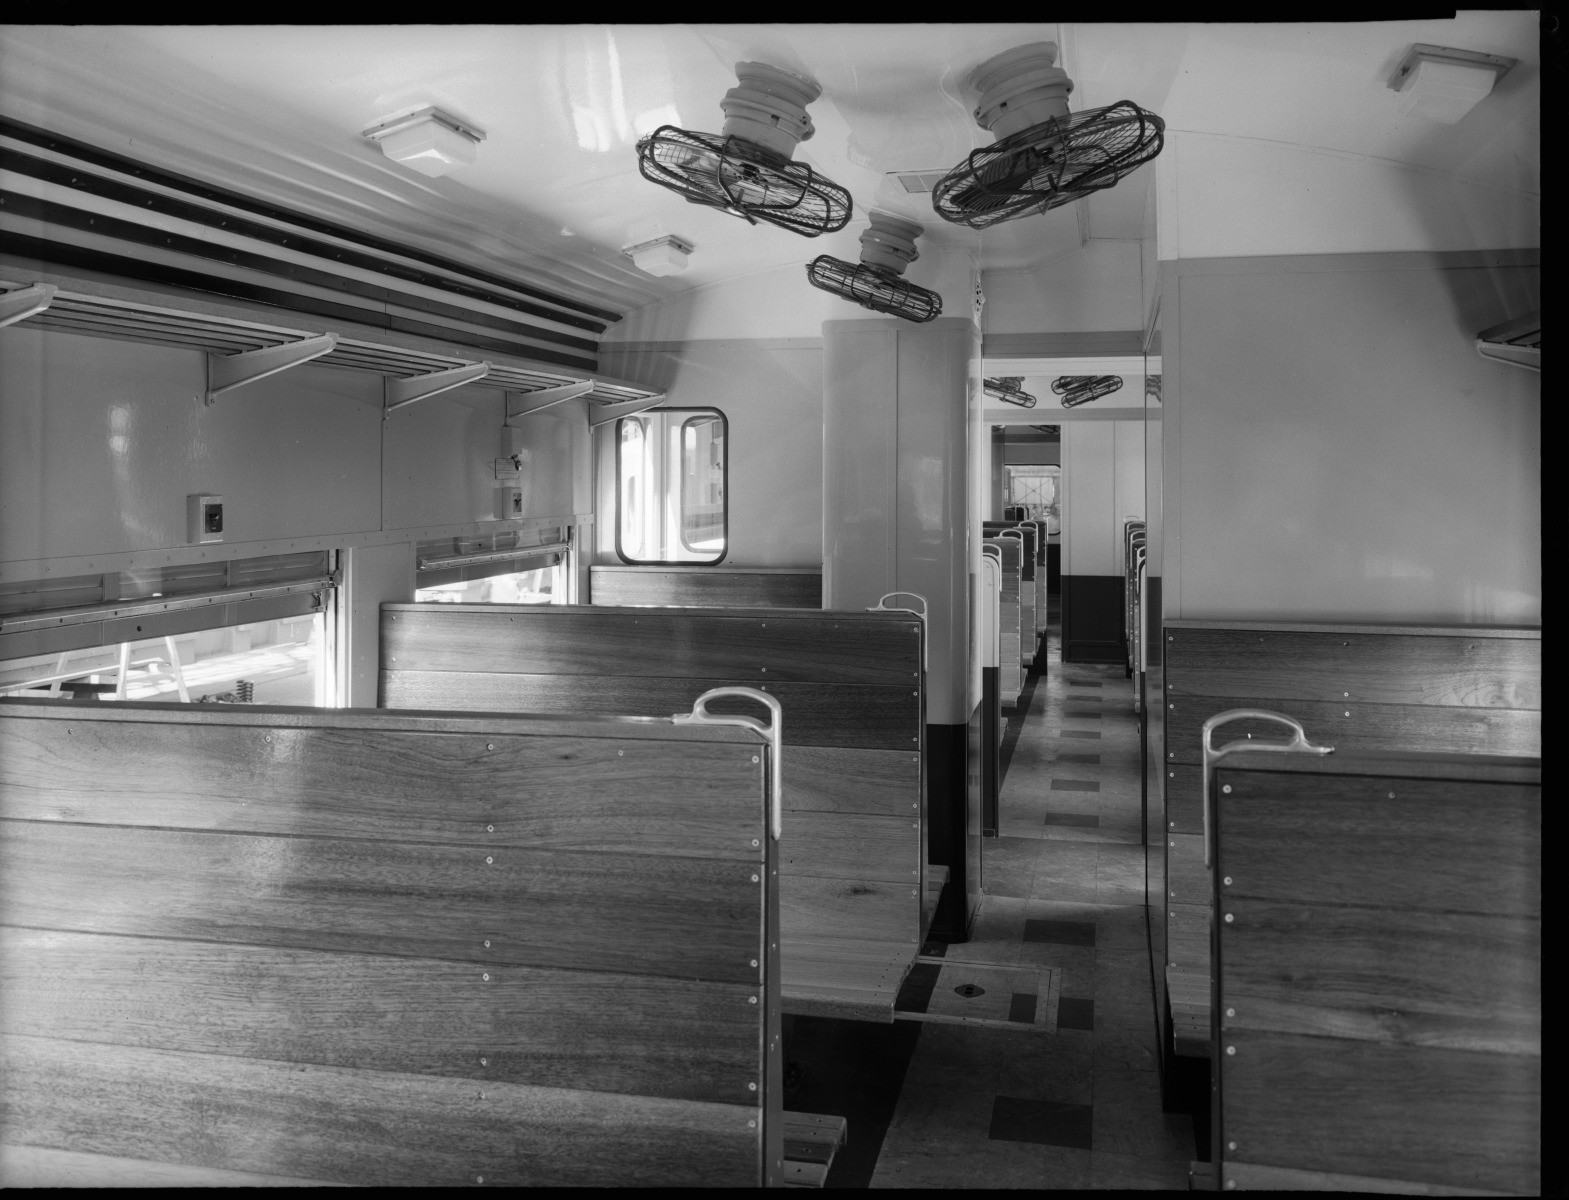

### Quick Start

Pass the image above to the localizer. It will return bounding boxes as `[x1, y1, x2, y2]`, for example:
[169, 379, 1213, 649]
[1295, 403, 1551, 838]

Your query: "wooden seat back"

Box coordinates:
[1159, 622, 1541, 1059]
[1212, 750, 1540, 1194]
[983, 539, 1022, 702]
[380, 603, 926, 1022]
[591, 565, 822, 609]
[0, 699, 781, 1187]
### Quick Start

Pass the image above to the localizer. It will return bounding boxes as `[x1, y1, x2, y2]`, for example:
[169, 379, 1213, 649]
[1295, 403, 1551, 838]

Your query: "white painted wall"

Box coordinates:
[1061, 418, 1143, 578]
[1163, 254, 1540, 625]
[0, 323, 584, 576]
[981, 240, 1145, 335]
[596, 342, 825, 568]
[1156, 131, 1539, 262]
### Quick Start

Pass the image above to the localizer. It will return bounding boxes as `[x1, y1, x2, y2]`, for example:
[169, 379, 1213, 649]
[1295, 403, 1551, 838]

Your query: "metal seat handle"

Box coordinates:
[1201, 709, 1334, 868]
[868, 591, 928, 670]
[673, 687, 783, 841]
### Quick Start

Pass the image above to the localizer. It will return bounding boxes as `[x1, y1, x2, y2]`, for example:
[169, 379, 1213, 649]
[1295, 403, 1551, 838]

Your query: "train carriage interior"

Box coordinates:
[0, 18, 1542, 1191]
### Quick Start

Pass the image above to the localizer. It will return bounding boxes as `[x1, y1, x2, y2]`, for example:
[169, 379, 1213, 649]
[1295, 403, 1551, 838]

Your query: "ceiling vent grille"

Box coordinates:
[888, 171, 949, 195]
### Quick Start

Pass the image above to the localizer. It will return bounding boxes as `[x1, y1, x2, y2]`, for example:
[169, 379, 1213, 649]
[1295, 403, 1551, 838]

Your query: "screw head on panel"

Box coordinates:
[483, 939, 491, 948]
[485, 856, 493, 865]
[1222, 784, 1232, 794]
[1228, 1141, 1238, 1151]
[1226, 1008, 1236, 1018]
[750, 959, 758, 968]
[1223, 876, 1232, 886]
[751, 838, 760, 847]
[1226, 1045, 1236, 1055]
[1224, 913, 1234, 923]
[482, 973, 491, 982]
[486, 825, 494, 833]
[486, 743, 494, 751]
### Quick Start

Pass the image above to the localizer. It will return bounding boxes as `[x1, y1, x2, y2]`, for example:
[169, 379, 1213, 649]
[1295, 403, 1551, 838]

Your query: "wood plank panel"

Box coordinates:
[781, 813, 917, 884]
[786, 747, 921, 816]
[1219, 902, 1540, 1055]
[0, 822, 762, 982]
[1166, 833, 1209, 906]
[380, 672, 921, 750]
[1220, 1029, 1539, 1194]
[1165, 904, 1210, 975]
[1214, 773, 1540, 916]
[1165, 628, 1540, 709]
[1165, 696, 1540, 763]
[1164, 764, 1202, 834]
[0, 1144, 341, 1188]
[1, 929, 762, 1105]
[0, 720, 762, 857]
[589, 567, 822, 610]
[382, 606, 918, 684]
[780, 874, 916, 947]
[0, 1033, 762, 1188]
[1221, 1160, 1519, 1195]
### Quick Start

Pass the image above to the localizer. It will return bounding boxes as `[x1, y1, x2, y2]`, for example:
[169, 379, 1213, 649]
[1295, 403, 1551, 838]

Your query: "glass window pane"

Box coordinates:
[680, 415, 726, 554]
[415, 564, 559, 604]
[617, 410, 725, 565]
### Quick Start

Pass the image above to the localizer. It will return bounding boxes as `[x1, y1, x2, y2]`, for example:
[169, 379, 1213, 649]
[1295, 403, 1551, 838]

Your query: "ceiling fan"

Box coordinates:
[1052, 375, 1124, 407]
[806, 211, 943, 322]
[933, 42, 1165, 230]
[984, 376, 1038, 408]
[636, 62, 852, 238]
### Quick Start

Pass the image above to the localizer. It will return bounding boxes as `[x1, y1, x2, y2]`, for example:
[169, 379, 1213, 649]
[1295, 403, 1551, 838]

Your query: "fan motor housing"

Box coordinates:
[860, 211, 924, 275]
[720, 62, 821, 158]
[969, 42, 1075, 140]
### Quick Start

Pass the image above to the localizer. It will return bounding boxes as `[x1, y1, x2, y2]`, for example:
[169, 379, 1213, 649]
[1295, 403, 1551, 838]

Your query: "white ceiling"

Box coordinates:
[0, 19, 1540, 319]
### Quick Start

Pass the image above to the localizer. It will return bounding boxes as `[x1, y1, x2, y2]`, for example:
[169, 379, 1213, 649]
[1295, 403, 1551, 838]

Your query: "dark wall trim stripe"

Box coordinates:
[0, 231, 599, 372]
[0, 189, 598, 354]
[0, 118, 620, 327]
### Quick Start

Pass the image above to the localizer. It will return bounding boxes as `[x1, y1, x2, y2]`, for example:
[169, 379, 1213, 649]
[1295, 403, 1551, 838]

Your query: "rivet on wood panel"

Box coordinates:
[618, 750, 624, 756]
[1170, 821, 1176, 828]
[1343, 692, 1349, 698]
[1388, 792, 1396, 799]
[1227, 1181, 1236, 1190]
[749, 1120, 757, 1129]
[1223, 876, 1232, 886]
[265, 735, 272, 743]
[750, 959, 759, 968]
[752, 756, 760, 764]
[1343, 711, 1350, 717]
[1226, 1046, 1235, 1055]
[482, 973, 491, 981]
[749, 1082, 758, 1091]
[480, 1056, 489, 1066]
[1228, 1141, 1238, 1151]
[750, 996, 758, 1005]
[1226, 1008, 1235, 1018]
[1224, 913, 1234, 923]
[1169, 752, 1175, 759]
[1222, 785, 1232, 794]
[485, 856, 494, 865]
[1169, 772, 1175, 778]
[483, 939, 491, 948]
[486, 825, 494, 833]
[761, 667, 768, 672]
[751, 874, 759, 882]
[485, 743, 493, 750]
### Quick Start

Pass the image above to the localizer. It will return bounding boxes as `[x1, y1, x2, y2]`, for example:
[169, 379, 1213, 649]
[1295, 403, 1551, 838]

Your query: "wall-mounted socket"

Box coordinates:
[493, 487, 524, 520]
[187, 494, 224, 543]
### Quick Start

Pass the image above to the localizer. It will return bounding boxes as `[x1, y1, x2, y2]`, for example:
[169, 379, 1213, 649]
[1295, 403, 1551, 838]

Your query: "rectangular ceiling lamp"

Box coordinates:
[1387, 44, 1517, 124]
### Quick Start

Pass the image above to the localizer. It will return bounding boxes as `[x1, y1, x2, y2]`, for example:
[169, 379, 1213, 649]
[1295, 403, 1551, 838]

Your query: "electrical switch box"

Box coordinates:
[494, 487, 524, 520]
[188, 494, 224, 544]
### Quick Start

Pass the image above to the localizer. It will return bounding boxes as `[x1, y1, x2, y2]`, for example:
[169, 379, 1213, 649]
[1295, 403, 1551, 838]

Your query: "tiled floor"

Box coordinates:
[866, 608, 1193, 1190]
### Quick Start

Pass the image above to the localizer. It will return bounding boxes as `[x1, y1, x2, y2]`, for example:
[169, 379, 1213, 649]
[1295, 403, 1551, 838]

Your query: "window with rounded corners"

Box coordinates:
[616, 408, 727, 565]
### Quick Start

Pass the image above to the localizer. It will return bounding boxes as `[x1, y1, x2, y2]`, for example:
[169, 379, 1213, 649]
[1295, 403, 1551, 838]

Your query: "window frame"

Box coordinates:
[614, 406, 728, 567]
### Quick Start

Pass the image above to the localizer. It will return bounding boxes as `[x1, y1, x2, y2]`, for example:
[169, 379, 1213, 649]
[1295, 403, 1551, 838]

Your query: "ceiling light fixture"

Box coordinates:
[623, 235, 694, 277]
[363, 107, 486, 178]
[1387, 44, 1517, 124]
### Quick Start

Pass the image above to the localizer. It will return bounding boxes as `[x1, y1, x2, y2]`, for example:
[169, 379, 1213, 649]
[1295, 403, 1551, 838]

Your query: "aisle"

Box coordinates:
[867, 614, 1194, 1189]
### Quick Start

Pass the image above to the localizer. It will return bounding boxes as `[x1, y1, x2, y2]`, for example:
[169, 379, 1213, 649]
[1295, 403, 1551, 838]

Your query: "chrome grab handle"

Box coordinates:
[1202, 709, 1335, 868]
[673, 687, 783, 841]
[868, 591, 928, 670]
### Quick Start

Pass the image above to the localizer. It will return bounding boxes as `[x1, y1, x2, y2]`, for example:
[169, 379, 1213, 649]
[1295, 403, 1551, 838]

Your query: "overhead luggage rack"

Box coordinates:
[0, 277, 662, 410]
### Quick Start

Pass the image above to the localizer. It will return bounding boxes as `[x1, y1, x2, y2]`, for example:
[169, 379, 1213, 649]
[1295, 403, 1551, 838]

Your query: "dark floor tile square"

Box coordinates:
[989, 1095, 1094, 1149]
[1058, 996, 1096, 1031]
[1008, 992, 1038, 1024]
[1056, 752, 1101, 765]
[1064, 710, 1103, 719]
[1046, 812, 1100, 828]
[919, 939, 948, 958]
[1023, 918, 1096, 946]
[1065, 680, 1103, 687]
[1059, 730, 1102, 739]
[1050, 779, 1101, 792]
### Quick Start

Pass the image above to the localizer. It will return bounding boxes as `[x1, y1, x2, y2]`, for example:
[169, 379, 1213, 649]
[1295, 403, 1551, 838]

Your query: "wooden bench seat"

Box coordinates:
[591, 564, 822, 609]
[1159, 621, 1541, 1062]
[0, 698, 785, 1187]
[381, 601, 928, 1024]
[782, 1111, 849, 1187]
[1211, 750, 1540, 1194]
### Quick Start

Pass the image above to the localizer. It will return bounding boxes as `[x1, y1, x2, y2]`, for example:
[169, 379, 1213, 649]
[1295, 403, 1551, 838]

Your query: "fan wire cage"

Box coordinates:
[984, 376, 1038, 408]
[637, 126, 852, 237]
[1052, 375, 1124, 408]
[933, 100, 1165, 230]
[806, 256, 942, 322]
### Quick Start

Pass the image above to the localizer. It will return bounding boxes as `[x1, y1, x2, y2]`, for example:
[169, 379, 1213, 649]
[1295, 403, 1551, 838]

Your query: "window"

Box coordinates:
[616, 408, 727, 564]
[414, 530, 569, 604]
[0, 550, 336, 706]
